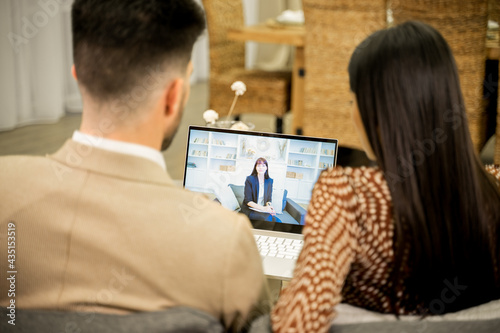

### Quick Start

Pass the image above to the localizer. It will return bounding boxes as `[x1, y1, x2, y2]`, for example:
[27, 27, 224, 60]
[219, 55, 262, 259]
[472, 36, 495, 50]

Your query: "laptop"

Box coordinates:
[182, 126, 338, 280]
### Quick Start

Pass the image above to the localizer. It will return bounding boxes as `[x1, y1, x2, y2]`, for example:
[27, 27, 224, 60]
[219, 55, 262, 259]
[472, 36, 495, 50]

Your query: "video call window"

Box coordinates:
[184, 129, 337, 226]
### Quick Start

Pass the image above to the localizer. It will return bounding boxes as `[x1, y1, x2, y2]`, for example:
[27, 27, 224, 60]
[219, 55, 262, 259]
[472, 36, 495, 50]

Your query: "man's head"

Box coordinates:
[71, 0, 205, 150]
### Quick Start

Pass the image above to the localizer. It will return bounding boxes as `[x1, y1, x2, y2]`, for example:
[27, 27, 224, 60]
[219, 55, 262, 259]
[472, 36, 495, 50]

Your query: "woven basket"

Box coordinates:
[302, 0, 387, 149]
[392, 0, 489, 152]
[202, 0, 291, 119]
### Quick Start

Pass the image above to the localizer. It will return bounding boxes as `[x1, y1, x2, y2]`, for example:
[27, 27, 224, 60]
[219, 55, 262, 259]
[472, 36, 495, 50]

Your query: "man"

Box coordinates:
[0, 0, 265, 330]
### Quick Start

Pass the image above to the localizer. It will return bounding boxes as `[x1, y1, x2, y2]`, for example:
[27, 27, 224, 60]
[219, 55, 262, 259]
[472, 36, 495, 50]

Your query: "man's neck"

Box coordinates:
[79, 110, 162, 151]
[72, 130, 167, 170]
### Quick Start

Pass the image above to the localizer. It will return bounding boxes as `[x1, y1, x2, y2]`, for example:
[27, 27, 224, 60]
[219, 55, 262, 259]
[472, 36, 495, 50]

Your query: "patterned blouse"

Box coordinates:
[271, 165, 500, 333]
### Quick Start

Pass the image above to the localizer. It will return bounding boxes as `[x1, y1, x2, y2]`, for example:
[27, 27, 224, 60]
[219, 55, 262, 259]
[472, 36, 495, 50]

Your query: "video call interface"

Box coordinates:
[183, 127, 337, 232]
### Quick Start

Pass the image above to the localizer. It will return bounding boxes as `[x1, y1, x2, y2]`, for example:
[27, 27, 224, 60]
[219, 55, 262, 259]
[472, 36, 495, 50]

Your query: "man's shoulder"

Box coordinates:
[177, 190, 251, 229]
[0, 154, 50, 175]
[0, 154, 47, 163]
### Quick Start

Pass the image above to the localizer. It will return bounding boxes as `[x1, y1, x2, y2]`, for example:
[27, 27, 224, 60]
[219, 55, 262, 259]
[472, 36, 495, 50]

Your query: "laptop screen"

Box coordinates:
[182, 126, 338, 234]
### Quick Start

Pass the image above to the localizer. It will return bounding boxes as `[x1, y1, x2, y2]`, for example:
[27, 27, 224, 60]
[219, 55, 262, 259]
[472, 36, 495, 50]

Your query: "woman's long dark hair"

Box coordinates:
[251, 157, 270, 179]
[348, 21, 500, 314]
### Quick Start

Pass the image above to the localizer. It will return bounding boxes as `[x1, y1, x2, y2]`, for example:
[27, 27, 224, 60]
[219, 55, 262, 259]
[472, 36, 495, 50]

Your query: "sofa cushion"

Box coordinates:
[271, 188, 285, 214]
[217, 185, 240, 211]
[276, 212, 300, 225]
[283, 189, 288, 211]
[228, 184, 245, 206]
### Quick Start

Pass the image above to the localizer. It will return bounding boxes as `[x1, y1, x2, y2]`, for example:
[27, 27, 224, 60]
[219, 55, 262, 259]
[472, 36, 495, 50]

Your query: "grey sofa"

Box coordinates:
[248, 314, 500, 333]
[0, 307, 224, 333]
[248, 300, 500, 333]
[228, 184, 306, 225]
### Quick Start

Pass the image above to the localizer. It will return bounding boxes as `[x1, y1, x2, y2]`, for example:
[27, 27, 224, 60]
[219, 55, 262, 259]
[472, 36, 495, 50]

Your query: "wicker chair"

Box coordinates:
[489, 0, 500, 24]
[491, 0, 500, 165]
[495, 112, 499, 167]
[391, 0, 489, 153]
[301, 0, 387, 149]
[202, 0, 292, 133]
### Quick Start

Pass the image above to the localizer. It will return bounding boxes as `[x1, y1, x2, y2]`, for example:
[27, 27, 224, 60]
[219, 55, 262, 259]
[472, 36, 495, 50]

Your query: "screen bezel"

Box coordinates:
[183, 126, 339, 234]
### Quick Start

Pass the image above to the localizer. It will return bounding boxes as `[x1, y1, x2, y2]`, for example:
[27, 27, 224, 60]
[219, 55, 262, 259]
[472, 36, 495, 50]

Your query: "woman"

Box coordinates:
[242, 157, 281, 222]
[272, 21, 500, 332]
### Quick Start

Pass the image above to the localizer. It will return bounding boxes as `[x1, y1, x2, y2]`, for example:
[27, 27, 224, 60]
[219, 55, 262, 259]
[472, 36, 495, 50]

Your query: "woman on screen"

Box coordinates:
[242, 157, 281, 222]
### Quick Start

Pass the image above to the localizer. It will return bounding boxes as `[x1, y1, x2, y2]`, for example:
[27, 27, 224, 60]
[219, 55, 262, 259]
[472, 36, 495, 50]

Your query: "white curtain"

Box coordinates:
[0, 0, 295, 131]
[0, 0, 78, 131]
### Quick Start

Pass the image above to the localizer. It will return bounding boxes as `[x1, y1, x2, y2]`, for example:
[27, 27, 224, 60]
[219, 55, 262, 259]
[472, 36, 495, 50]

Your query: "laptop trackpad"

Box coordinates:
[262, 256, 296, 281]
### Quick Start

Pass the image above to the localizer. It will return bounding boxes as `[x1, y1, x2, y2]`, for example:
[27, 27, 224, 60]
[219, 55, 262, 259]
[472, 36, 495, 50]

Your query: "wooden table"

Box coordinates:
[228, 23, 500, 135]
[228, 24, 306, 135]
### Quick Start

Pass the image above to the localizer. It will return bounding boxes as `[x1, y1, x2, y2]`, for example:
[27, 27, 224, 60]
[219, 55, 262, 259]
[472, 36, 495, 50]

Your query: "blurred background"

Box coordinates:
[0, 0, 498, 181]
[0, 0, 308, 180]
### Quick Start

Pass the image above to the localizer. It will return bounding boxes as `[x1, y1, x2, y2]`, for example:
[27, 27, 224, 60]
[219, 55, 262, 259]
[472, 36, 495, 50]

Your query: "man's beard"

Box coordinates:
[160, 124, 179, 151]
[160, 89, 186, 151]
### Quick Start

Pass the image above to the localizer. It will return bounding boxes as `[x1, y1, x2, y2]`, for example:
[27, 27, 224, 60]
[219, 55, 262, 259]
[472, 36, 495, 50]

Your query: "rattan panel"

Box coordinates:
[392, 0, 489, 152]
[302, 0, 387, 149]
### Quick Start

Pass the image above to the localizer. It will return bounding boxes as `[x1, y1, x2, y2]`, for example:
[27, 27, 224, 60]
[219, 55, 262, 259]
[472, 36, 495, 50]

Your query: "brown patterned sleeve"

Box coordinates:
[271, 168, 360, 333]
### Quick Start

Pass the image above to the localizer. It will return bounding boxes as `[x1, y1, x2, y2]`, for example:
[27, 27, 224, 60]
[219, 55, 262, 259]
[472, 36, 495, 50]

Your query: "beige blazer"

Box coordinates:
[0, 140, 264, 329]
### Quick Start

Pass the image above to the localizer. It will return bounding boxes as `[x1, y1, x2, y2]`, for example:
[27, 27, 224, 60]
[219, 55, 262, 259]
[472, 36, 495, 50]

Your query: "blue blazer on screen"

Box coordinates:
[242, 175, 273, 210]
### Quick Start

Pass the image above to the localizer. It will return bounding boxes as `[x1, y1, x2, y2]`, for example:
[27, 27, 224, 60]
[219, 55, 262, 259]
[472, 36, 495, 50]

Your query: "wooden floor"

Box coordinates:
[0, 113, 82, 157]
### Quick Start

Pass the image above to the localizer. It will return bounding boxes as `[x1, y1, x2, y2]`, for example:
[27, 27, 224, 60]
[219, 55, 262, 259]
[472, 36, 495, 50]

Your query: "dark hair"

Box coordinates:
[348, 21, 500, 314]
[72, 0, 205, 101]
[251, 157, 270, 179]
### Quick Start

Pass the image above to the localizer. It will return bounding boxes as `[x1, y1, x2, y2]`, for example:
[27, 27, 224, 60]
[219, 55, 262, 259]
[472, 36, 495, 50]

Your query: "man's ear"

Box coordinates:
[71, 64, 78, 81]
[164, 78, 184, 117]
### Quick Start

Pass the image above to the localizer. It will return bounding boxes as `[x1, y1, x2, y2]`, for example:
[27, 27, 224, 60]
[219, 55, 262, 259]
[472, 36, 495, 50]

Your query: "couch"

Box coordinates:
[226, 184, 306, 225]
[248, 299, 500, 333]
[0, 306, 224, 333]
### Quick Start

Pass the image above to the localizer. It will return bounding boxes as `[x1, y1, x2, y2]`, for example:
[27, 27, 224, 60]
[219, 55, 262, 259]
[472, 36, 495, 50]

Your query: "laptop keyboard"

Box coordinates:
[254, 235, 303, 260]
